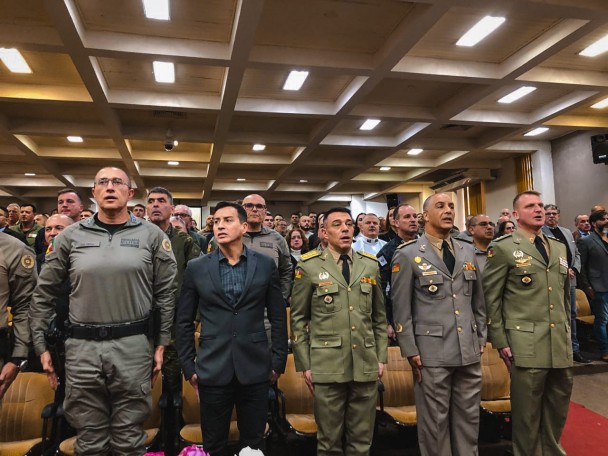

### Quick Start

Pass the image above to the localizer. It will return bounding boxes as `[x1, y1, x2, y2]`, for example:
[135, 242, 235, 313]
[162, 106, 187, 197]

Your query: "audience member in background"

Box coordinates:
[264, 213, 275, 229]
[298, 215, 313, 238]
[11, 203, 42, 247]
[353, 212, 366, 239]
[6, 203, 20, 227]
[380, 207, 398, 242]
[377, 204, 418, 341]
[308, 213, 327, 251]
[578, 210, 608, 362]
[131, 203, 146, 219]
[34, 188, 84, 255]
[199, 215, 214, 241]
[308, 212, 317, 232]
[34, 214, 48, 227]
[275, 219, 288, 236]
[416, 212, 425, 236]
[0, 206, 27, 244]
[170, 216, 187, 233]
[591, 204, 606, 213]
[273, 214, 284, 226]
[286, 228, 310, 274]
[572, 214, 591, 243]
[543, 204, 589, 364]
[455, 215, 475, 241]
[468, 214, 495, 274]
[36, 214, 74, 267]
[174, 204, 208, 253]
[352, 213, 387, 255]
[495, 220, 516, 238]
[287, 212, 300, 231]
[80, 209, 93, 219]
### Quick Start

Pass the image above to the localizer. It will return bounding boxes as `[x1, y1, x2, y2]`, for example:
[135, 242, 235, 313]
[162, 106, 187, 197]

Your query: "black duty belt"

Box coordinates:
[67, 318, 151, 341]
[0, 327, 11, 338]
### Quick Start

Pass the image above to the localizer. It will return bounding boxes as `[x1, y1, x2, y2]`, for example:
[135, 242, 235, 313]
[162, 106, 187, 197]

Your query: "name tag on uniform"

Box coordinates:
[260, 242, 274, 248]
[121, 238, 140, 248]
[422, 271, 437, 276]
[378, 255, 387, 266]
[74, 242, 101, 248]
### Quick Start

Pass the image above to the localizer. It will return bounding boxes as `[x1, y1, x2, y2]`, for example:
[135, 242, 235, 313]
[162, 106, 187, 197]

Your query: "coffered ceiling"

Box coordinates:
[1, 0, 608, 207]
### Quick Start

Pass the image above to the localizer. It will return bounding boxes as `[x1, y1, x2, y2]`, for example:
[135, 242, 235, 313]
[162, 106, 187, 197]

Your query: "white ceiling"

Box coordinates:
[1, 0, 608, 206]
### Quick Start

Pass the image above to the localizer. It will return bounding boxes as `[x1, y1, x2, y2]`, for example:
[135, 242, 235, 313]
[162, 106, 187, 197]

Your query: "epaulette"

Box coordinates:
[546, 235, 565, 244]
[456, 237, 472, 244]
[396, 239, 417, 250]
[300, 250, 321, 261]
[493, 234, 512, 242]
[357, 250, 379, 261]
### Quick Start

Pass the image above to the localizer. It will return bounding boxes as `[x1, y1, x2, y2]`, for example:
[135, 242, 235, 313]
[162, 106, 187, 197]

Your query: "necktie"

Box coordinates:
[534, 236, 549, 264]
[442, 240, 455, 275]
[339, 254, 350, 284]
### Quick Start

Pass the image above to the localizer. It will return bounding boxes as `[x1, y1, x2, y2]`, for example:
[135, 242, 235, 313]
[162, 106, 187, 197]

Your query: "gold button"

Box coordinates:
[516, 326, 520, 330]
[352, 344, 357, 349]
[453, 294, 457, 298]
[547, 269, 550, 272]
[324, 288, 328, 292]
[429, 280, 433, 284]
[347, 287, 351, 291]
[550, 323, 555, 328]
[351, 325, 356, 331]
[550, 304, 554, 310]
[457, 326, 462, 332]
[548, 287, 553, 292]
[455, 310, 460, 315]
[426, 330, 430, 334]
[324, 341, 328, 346]
[349, 306, 353, 311]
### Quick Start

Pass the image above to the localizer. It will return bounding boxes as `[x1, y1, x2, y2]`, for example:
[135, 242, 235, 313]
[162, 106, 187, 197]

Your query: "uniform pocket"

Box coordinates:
[316, 283, 341, 313]
[414, 324, 443, 361]
[463, 270, 477, 296]
[512, 269, 537, 290]
[311, 335, 344, 374]
[418, 275, 445, 299]
[505, 320, 535, 358]
[360, 282, 372, 313]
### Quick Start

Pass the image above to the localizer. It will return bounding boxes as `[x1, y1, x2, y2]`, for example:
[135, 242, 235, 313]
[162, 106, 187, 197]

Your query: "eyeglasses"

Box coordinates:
[173, 213, 191, 218]
[243, 203, 266, 210]
[95, 177, 129, 187]
[545, 212, 559, 216]
[473, 221, 495, 227]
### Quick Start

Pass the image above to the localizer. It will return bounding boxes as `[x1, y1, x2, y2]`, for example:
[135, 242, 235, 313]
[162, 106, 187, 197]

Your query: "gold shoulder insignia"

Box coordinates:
[396, 239, 417, 250]
[493, 234, 512, 242]
[300, 250, 321, 261]
[358, 250, 378, 261]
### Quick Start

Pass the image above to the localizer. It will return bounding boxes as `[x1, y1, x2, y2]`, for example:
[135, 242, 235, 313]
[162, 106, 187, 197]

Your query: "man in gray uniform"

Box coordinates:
[391, 193, 486, 456]
[30, 167, 177, 456]
[0, 233, 36, 400]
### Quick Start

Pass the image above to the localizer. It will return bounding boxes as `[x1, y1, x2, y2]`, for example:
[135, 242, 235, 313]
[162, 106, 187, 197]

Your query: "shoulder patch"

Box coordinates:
[21, 254, 35, 269]
[493, 234, 512, 242]
[396, 239, 417, 250]
[357, 250, 379, 261]
[162, 238, 172, 252]
[300, 250, 321, 261]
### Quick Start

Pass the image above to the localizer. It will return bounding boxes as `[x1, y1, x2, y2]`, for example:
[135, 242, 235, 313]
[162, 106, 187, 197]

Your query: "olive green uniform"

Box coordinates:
[483, 231, 572, 456]
[30, 215, 177, 456]
[0, 234, 36, 375]
[291, 248, 387, 456]
[10, 223, 43, 247]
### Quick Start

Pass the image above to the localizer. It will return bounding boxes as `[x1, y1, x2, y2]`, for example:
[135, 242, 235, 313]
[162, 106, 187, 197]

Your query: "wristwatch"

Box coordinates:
[10, 357, 28, 372]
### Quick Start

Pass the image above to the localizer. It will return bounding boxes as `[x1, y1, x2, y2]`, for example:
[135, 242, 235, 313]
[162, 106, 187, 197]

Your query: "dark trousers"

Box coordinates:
[198, 376, 269, 456]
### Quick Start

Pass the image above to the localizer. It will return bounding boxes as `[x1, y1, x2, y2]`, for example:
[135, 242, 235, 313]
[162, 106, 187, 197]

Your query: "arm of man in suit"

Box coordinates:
[570, 230, 581, 280]
[390, 249, 422, 382]
[577, 237, 594, 299]
[371, 265, 388, 377]
[482, 242, 512, 370]
[175, 263, 199, 390]
[266, 261, 288, 383]
[290, 262, 314, 394]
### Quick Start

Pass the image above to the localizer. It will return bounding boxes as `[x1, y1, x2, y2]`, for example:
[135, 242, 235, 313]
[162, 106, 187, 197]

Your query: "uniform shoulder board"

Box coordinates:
[546, 235, 564, 244]
[493, 234, 512, 242]
[456, 237, 472, 244]
[396, 239, 417, 250]
[357, 250, 379, 261]
[300, 250, 321, 261]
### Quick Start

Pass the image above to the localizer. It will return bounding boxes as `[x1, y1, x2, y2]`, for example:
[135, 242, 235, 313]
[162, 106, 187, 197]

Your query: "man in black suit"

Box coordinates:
[578, 210, 608, 362]
[176, 201, 287, 456]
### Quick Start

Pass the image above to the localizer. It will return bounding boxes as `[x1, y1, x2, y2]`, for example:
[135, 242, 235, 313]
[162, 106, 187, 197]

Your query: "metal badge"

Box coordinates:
[319, 271, 329, 280]
[521, 276, 532, 285]
[419, 263, 431, 271]
[395, 323, 404, 333]
[414, 256, 422, 263]
[428, 284, 438, 294]
[513, 250, 524, 259]
[324, 295, 333, 303]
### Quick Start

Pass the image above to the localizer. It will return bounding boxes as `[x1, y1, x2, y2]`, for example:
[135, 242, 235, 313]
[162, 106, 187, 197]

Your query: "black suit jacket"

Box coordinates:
[176, 247, 288, 386]
[1, 228, 27, 244]
[578, 231, 608, 293]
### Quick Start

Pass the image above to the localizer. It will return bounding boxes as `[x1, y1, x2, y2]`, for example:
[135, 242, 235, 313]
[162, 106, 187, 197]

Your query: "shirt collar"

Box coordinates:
[425, 232, 451, 250]
[327, 245, 353, 263]
[218, 245, 248, 263]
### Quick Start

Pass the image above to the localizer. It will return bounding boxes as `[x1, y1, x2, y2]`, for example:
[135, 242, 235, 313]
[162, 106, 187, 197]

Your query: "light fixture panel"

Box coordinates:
[580, 34, 608, 57]
[283, 70, 309, 91]
[153, 61, 175, 83]
[524, 127, 549, 137]
[0, 48, 32, 73]
[360, 119, 381, 131]
[456, 16, 506, 47]
[407, 148, 423, 156]
[143, 0, 170, 20]
[498, 86, 536, 104]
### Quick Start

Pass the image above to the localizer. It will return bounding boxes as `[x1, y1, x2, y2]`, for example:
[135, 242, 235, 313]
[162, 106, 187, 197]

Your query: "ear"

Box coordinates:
[127, 188, 135, 201]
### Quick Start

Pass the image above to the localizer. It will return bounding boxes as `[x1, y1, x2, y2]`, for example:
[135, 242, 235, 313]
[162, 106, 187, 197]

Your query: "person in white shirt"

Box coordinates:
[353, 213, 387, 255]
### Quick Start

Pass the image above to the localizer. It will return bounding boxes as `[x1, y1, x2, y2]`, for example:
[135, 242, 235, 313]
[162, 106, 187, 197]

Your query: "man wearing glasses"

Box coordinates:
[468, 214, 495, 274]
[173, 204, 208, 253]
[30, 167, 177, 455]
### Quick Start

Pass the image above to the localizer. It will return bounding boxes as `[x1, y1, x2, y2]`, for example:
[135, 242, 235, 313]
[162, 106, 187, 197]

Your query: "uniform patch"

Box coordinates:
[319, 281, 333, 287]
[121, 238, 140, 248]
[21, 254, 35, 269]
[260, 242, 274, 248]
[46, 238, 55, 255]
[559, 257, 568, 268]
[319, 271, 329, 280]
[521, 275, 532, 285]
[418, 263, 432, 271]
[414, 256, 422, 264]
[378, 255, 387, 266]
[360, 277, 377, 285]
[324, 295, 333, 303]
[463, 262, 476, 271]
[162, 238, 172, 252]
[301, 250, 320, 261]
[428, 284, 438, 294]
[392, 263, 400, 273]
[487, 248, 493, 258]
[295, 267, 302, 279]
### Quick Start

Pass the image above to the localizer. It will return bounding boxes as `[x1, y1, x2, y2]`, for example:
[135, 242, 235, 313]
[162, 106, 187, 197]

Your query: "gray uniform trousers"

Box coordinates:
[64, 334, 153, 456]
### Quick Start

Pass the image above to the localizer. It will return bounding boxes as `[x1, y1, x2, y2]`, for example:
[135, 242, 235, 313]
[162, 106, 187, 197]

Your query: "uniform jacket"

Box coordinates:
[577, 231, 608, 293]
[30, 214, 177, 354]
[290, 249, 388, 384]
[391, 235, 486, 367]
[377, 236, 406, 325]
[176, 247, 288, 386]
[166, 225, 201, 298]
[0, 234, 36, 358]
[483, 232, 572, 369]
[542, 224, 580, 286]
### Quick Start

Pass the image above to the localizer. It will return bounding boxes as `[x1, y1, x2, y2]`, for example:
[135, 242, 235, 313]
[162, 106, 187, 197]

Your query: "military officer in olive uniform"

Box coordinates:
[391, 193, 486, 456]
[291, 207, 387, 456]
[0, 233, 36, 400]
[483, 191, 573, 456]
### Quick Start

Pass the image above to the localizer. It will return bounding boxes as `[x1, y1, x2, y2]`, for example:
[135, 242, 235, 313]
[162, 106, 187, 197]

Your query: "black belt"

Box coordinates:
[67, 318, 151, 341]
[0, 327, 10, 338]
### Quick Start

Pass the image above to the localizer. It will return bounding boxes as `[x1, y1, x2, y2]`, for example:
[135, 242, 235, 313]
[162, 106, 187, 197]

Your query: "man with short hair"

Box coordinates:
[299, 215, 312, 238]
[309, 211, 317, 231]
[34, 188, 84, 254]
[573, 214, 591, 243]
[174, 204, 208, 253]
[170, 216, 187, 233]
[392, 194, 486, 455]
[132, 203, 146, 219]
[6, 203, 20, 227]
[591, 204, 606, 213]
[30, 166, 177, 455]
[455, 215, 475, 241]
[275, 219, 287, 236]
[11, 203, 42, 247]
[176, 201, 287, 456]
[543, 204, 588, 364]
[377, 204, 418, 341]
[352, 213, 387, 255]
[291, 207, 387, 456]
[484, 191, 573, 456]
[263, 214, 275, 229]
[468, 214, 495, 274]
[578, 210, 608, 362]
[273, 214, 284, 226]
[80, 209, 93, 220]
[287, 212, 300, 231]
[308, 213, 327, 251]
[0, 206, 27, 244]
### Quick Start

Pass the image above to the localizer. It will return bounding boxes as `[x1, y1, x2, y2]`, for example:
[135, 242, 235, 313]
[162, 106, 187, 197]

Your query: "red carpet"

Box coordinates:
[561, 402, 608, 455]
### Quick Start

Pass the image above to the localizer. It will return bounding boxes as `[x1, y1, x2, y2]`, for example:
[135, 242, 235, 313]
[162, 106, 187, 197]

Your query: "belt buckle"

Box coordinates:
[94, 326, 110, 341]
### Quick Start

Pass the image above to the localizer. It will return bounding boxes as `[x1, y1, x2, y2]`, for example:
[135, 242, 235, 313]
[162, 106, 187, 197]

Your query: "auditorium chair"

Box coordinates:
[575, 289, 595, 347]
[479, 343, 512, 442]
[0, 372, 55, 456]
[376, 346, 417, 429]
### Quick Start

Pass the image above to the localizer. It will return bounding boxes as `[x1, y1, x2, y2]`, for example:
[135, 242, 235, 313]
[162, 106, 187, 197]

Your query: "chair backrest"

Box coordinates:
[143, 374, 162, 429]
[381, 347, 415, 407]
[277, 354, 314, 415]
[0, 372, 55, 442]
[480, 343, 510, 400]
[576, 289, 592, 317]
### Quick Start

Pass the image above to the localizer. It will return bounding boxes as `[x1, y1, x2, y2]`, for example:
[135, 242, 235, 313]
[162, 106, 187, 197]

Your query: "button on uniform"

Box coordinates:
[351, 325, 356, 331]
[549, 304, 554, 310]
[455, 310, 460, 315]
[550, 323, 555, 328]
[457, 326, 462, 333]
[352, 344, 357, 349]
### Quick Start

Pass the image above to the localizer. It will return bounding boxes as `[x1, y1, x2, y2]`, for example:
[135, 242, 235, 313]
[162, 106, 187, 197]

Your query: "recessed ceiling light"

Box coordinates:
[237, 178, 246, 182]
[173, 140, 178, 146]
[299, 179, 308, 183]
[24, 172, 36, 176]
[524, 127, 549, 136]
[498, 86, 537, 104]
[252, 144, 266, 151]
[0, 48, 32, 73]
[407, 148, 424, 156]
[579, 34, 608, 57]
[591, 97, 608, 109]
[379, 166, 391, 171]
[143, 0, 170, 20]
[167, 161, 179, 166]
[456, 16, 506, 47]
[153, 61, 175, 83]
[283, 70, 309, 91]
[360, 119, 381, 130]
[67, 136, 83, 143]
